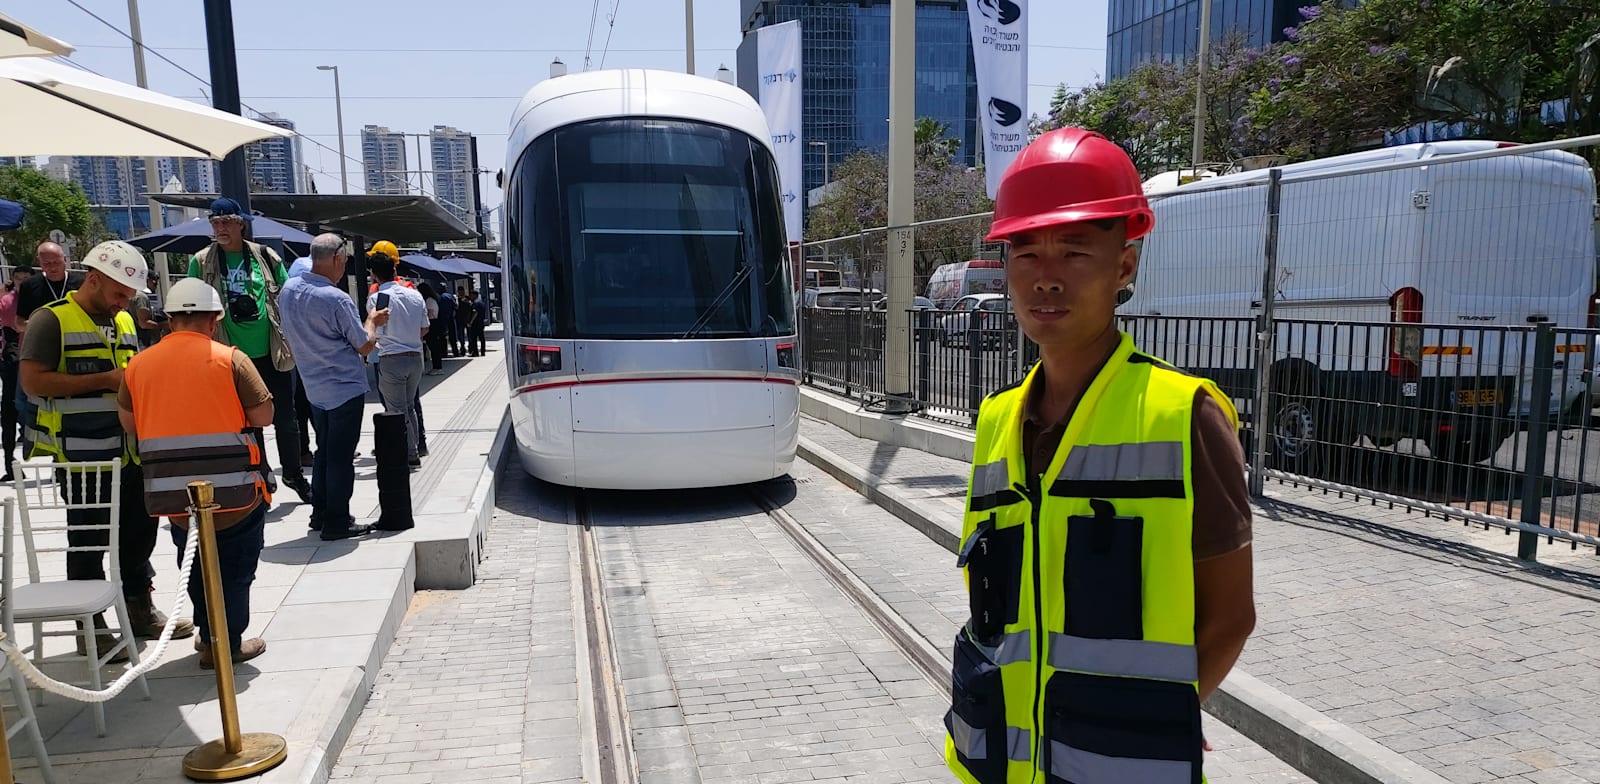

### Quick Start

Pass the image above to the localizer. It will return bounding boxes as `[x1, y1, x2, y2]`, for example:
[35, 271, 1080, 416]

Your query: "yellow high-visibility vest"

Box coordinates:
[945, 332, 1238, 784]
[29, 294, 140, 466]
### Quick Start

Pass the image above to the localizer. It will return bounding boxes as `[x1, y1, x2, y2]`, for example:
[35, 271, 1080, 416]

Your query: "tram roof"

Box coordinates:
[506, 69, 772, 169]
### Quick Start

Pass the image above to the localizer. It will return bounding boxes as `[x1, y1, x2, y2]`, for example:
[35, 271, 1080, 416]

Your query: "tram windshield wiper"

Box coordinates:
[680, 262, 752, 340]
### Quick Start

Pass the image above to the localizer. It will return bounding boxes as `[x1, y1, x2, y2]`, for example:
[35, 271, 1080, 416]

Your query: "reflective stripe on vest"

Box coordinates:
[1050, 441, 1186, 499]
[969, 458, 1022, 512]
[126, 332, 265, 517]
[33, 297, 137, 465]
[950, 715, 1033, 763]
[945, 333, 1237, 784]
[1047, 634, 1198, 683]
[1048, 741, 1193, 784]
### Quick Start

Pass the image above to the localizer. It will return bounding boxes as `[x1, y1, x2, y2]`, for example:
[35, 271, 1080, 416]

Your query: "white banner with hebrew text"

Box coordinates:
[757, 20, 803, 242]
[967, 0, 1028, 198]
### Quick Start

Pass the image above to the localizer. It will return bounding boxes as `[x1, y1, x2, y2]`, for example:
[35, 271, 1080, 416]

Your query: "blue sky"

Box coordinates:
[13, 0, 1107, 216]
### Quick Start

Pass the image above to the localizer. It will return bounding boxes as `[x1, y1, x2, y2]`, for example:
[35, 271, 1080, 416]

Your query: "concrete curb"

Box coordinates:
[796, 394, 1451, 784]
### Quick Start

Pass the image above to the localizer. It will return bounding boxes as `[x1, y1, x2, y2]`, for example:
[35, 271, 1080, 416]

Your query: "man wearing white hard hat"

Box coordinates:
[20, 240, 196, 653]
[119, 278, 274, 667]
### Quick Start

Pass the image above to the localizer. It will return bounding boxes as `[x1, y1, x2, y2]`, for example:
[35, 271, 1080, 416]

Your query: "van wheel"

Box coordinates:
[1432, 431, 1505, 466]
[1268, 379, 1329, 476]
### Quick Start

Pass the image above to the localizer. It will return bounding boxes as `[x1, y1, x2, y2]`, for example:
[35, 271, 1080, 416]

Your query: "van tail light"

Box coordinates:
[1388, 287, 1423, 378]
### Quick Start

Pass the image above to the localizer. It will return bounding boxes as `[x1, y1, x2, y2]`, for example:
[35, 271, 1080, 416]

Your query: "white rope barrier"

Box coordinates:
[0, 519, 201, 703]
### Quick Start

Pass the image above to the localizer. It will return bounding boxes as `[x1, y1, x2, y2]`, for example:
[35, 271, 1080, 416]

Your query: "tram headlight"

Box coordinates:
[776, 342, 797, 369]
[519, 345, 562, 376]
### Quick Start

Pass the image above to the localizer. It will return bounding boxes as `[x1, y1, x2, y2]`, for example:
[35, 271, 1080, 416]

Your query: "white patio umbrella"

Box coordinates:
[0, 57, 290, 159]
[0, 12, 73, 59]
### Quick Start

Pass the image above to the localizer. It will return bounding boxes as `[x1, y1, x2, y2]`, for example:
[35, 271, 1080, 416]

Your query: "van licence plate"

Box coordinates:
[1456, 389, 1498, 406]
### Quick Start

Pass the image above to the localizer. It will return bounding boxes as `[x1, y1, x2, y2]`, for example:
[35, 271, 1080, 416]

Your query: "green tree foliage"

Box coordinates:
[806, 118, 994, 280]
[1040, 0, 1600, 175]
[0, 165, 94, 261]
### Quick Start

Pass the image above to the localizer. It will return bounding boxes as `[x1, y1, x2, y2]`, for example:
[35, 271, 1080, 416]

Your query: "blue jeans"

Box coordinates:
[170, 503, 266, 650]
[310, 393, 365, 534]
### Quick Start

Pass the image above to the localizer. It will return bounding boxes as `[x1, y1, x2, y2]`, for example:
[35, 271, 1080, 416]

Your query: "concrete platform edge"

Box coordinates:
[410, 407, 511, 589]
[796, 389, 1446, 784]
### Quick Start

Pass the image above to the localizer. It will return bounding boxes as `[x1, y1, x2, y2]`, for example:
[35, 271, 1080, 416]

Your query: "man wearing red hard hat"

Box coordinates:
[944, 128, 1255, 784]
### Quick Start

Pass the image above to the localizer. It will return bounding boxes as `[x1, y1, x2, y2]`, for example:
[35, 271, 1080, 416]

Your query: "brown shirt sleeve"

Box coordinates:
[231, 348, 272, 408]
[1191, 390, 1252, 560]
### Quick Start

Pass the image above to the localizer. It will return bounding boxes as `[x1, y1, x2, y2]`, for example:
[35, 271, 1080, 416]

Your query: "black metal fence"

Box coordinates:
[800, 302, 1600, 558]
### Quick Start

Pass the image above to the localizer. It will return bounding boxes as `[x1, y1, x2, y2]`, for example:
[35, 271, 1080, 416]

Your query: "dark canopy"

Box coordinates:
[152, 193, 475, 243]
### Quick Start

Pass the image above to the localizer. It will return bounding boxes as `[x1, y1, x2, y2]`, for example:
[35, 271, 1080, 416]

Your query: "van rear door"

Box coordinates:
[1418, 151, 1595, 410]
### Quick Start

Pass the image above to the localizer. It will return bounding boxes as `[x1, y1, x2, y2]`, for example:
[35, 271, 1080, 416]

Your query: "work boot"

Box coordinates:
[126, 591, 196, 640]
[197, 638, 266, 669]
[75, 614, 130, 663]
[282, 473, 313, 505]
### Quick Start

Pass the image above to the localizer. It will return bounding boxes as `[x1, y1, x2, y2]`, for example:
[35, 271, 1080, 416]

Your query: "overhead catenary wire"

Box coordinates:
[583, 0, 603, 71]
[598, 0, 625, 70]
[59, 0, 444, 204]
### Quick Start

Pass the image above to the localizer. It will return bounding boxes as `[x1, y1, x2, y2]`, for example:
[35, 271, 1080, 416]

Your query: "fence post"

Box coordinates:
[916, 310, 931, 406]
[1517, 322, 1557, 562]
[1249, 168, 1284, 497]
[968, 308, 983, 426]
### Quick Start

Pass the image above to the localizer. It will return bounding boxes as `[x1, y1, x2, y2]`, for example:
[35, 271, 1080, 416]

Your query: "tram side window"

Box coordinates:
[508, 137, 560, 339]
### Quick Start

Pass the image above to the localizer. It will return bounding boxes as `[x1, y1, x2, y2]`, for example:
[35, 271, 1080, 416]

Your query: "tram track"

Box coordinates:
[565, 478, 954, 784]
[570, 490, 639, 784]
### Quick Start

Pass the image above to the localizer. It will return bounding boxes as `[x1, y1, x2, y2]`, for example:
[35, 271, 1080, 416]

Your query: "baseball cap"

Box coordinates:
[208, 197, 254, 222]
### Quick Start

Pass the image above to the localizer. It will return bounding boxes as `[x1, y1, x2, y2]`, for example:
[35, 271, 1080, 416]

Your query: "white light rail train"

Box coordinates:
[500, 69, 800, 490]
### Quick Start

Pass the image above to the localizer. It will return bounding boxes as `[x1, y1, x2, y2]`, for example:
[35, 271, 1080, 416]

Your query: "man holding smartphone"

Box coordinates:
[366, 246, 429, 468]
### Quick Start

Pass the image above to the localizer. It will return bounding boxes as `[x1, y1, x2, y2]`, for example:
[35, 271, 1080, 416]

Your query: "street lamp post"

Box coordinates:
[1191, 0, 1212, 171]
[809, 140, 830, 199]
[685, 0, 696, 74]
[316, 65, 348, 194]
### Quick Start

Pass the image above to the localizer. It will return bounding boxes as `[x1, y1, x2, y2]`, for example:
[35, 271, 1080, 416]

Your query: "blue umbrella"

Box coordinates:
[400, 253, 468, 278]
[0, 198, 22, 232]
[128, 215, 313, 255]
[442, 256, 500, 275]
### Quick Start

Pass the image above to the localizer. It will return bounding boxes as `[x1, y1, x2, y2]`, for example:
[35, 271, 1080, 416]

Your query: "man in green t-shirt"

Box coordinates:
[187, 198, 311, 504]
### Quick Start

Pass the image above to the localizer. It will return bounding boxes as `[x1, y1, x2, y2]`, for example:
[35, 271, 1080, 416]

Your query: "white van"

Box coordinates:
[926, 259, 1007, 310]
[1125, 140, 1597, 470]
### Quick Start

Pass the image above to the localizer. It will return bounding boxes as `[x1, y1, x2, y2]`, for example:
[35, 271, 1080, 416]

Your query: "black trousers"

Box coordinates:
[293, 369, 313, 456]
[251, 356, 303, 479]
[451, 319, 467, 356]
[470, 324, 487, 356]
[62, 462, 158, 598]
[1, 354, 17, 473]
[426, 320, 449, 371]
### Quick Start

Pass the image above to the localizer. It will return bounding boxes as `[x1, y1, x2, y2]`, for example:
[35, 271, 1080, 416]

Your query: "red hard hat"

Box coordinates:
[985, 127, 1154, 243]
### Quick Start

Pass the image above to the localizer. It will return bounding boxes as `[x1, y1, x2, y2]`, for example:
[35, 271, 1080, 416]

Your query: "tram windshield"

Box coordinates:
[505, 117, 796, 340]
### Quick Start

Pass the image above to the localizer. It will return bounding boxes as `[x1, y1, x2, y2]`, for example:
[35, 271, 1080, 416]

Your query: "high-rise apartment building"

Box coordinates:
[70, 156, 151, 204]
[244, 113, 304, 193]
[429, 126, 476, 227]
[1106, 0, 1304, 80]
[362, 125, 410, 195]
[736, 0, 979, 201]
[0, 157, 30, 170]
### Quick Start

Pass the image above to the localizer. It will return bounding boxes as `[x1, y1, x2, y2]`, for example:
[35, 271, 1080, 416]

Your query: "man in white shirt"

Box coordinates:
[365, 250, 429, 467]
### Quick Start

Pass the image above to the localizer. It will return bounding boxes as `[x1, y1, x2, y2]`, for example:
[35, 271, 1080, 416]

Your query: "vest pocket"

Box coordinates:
[1063, 502, 1143, 640]
[958, 518, 1024, 640]
[946, 629, 1011, 784]
[1042, 672, 1202, 784]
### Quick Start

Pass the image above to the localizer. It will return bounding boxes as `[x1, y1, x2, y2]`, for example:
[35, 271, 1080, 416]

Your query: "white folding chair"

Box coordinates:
[4, 458, 149, 737]
[3, 509, 58, 783]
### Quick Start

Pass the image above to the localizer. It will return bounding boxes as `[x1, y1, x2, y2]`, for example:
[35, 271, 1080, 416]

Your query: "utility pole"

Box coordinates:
[685, 0, 696, 74]
[1191, 0, 1212, 171]
[202, 0, 250, 218]
[317, 65, 348, 193]
[470, 135, 487, 249]
[884, 0, 915, 414]
[127, 0, 163, 236]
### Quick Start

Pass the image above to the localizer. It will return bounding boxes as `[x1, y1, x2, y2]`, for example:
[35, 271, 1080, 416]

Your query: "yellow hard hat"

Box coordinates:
[368, 240, 400, 261]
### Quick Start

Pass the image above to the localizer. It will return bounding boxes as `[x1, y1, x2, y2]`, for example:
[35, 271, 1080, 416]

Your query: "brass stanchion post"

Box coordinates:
[0, 632, 13, 784]
[181, 481, 287, 781]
